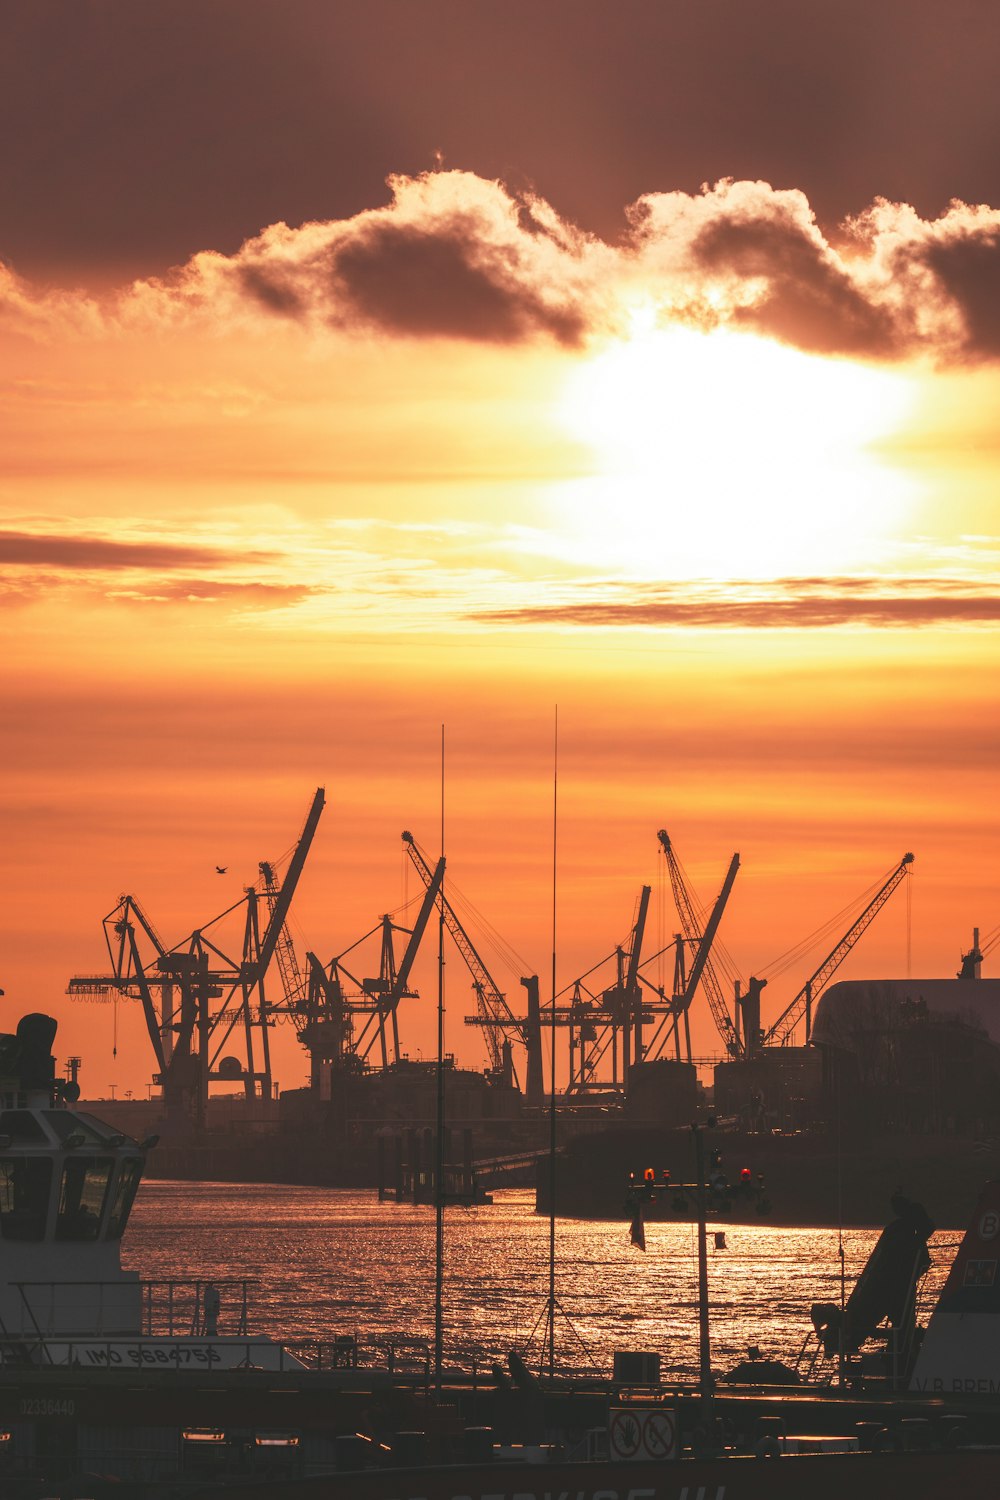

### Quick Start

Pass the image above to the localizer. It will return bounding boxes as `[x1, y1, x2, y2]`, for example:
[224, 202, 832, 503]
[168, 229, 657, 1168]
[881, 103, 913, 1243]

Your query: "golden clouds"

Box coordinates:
[6, 173, 1000, 365]
[2, 170, 999, 645]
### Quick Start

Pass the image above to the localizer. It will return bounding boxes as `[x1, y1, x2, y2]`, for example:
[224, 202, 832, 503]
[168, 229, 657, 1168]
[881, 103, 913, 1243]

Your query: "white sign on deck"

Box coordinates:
[608, 1405, 678, 1461]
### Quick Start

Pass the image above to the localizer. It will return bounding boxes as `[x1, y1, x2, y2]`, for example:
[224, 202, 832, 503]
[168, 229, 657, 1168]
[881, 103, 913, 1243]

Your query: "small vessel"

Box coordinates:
[2, 1012, 999, 1498]
[0, 1013, 304, 1374]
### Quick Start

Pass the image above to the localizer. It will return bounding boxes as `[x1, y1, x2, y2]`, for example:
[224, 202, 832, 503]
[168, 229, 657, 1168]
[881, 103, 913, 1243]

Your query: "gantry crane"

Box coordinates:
[558, 886, 655, 1092]
[401, 831, 543, 1102]
[67, 788, 326, 1125]
[762, 852, 915, 1047]
[266, 861, 444, 1088]
[657, 830, 744, 1058]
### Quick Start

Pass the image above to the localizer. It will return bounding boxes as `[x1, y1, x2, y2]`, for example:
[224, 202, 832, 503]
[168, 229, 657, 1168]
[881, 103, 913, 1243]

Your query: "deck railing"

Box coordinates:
[11, 1277, 253, 1338]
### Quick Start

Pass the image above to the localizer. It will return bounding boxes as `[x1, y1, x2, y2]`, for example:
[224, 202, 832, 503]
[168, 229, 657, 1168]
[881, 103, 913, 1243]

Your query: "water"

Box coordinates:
[122, 1183, 962, 1379]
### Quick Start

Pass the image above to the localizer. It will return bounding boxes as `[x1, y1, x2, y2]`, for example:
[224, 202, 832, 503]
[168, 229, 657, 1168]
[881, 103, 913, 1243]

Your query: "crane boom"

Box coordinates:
[679, 853, 740, 1020]
[254, 788, 325, 978]
[259, 861, 307, 1017]
[386, 856, 445, 1010]
[657, 830, 743, 1058]
[763, 852, 915, 1046]
[402, 831, 527, 1074]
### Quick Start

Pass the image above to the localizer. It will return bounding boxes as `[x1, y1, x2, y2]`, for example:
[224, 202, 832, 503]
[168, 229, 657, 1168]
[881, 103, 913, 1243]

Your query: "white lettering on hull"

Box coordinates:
[384, 1486, 725, 1500]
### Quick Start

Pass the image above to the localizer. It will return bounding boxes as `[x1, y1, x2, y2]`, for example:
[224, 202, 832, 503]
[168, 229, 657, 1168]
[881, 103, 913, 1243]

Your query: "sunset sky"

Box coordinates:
[3, 0, 999, 1098]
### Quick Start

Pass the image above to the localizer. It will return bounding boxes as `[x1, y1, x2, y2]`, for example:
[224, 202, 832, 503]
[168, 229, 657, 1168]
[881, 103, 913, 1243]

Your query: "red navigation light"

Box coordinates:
[661, 1169, 671, 1185]
[740, 1167, 752, 1182]
[644, 1167, 655, 1183]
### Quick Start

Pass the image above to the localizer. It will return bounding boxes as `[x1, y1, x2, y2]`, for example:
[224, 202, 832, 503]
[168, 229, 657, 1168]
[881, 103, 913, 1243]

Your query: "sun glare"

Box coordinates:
[553, 325, 918, 579]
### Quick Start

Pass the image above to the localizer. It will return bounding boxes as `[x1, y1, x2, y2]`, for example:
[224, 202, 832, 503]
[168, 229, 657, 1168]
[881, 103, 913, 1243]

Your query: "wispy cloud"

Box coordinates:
[470, 575, 1000, 629]
[0, 529, 272, 571]
[108, 580, 316, 607]
[0, 526, 315, 614]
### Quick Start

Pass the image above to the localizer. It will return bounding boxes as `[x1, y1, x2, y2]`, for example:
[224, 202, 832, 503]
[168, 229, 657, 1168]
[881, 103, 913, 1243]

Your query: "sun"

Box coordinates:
[552, 323, 918, 579]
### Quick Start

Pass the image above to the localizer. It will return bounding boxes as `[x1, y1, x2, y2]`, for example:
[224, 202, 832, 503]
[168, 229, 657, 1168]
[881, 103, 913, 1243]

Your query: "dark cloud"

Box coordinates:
[905, 226, 1000, 359]
[329, 219, 586, 344]
[470, 578, 1000, 630]
[11, 172, 1000, 366]
[238, 264, 305, 317]
[197, 174, 597, 346]
[692, 210, 898, 357]
[0, 530, 272, 570]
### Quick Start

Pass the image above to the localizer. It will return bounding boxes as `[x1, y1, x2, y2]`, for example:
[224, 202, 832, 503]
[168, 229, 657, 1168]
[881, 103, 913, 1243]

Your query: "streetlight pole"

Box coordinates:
[691, 1121, 714, 1429]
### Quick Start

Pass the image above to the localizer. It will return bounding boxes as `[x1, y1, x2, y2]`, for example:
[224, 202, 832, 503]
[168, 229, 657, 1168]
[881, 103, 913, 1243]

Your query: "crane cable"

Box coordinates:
[667, 847, 744, 992]
[757, 864, 903, 982]
[981, 921, 1000, 958]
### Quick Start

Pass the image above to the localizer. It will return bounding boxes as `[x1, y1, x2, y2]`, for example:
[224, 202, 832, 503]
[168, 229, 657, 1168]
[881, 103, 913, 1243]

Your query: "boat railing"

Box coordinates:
[281, 1336, 359, 1370]
[11, 1278, 254, 1338]
[371, 1333, 432, 1378]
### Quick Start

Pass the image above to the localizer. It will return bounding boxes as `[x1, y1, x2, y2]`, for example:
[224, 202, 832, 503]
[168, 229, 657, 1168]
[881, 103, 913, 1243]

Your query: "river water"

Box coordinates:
[121, 1184, 961, 1379]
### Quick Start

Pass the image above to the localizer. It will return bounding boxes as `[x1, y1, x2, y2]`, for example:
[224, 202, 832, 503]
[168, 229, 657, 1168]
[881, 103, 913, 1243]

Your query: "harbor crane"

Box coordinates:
[300, 863, 445, 1081]
[658, 830, 745, 1058]
[762, 852, 915, 1047]
[640, 852, 740, 1064]
[401, 832, 544, 1104]
[558, 886, 654, 1093]
[67, 788, 326, 1126]
[259, 843, 444, 1087]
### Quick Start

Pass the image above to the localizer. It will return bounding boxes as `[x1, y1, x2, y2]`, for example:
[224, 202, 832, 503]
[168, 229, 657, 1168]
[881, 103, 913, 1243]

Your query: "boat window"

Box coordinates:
[42, 1110, 104, 1143]
[0, 1110, 49, 1143]
[0, 1157, 53, 1240]
[76, 1112, 135, 1144]
[56, 1156, 114, 1241]
[106, 1158, 143, 1240]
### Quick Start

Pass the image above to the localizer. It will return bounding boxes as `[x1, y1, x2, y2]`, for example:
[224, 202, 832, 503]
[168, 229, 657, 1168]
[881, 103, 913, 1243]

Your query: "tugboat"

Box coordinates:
[0, 1014, 408, 1492]
[0, 1013, 304, 1373]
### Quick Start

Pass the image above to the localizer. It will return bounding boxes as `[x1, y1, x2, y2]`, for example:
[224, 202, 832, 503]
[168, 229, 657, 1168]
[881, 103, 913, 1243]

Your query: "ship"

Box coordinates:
[540, 974, 1000, 1228]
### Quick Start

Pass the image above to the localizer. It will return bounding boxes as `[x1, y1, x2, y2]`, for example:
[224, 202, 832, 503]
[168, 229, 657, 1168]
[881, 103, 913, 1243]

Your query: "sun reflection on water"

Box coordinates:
[123, 1184, 958, 1377]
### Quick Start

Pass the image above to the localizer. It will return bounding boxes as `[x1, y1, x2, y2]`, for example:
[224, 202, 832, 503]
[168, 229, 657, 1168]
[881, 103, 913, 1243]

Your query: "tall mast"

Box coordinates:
[548, 706, 558, 1379]
[434, 727, 446, 1394]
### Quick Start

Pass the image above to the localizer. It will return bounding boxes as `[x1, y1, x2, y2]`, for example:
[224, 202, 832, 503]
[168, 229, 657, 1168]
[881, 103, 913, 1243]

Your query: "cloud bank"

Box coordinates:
[4, 172, 1000, 365]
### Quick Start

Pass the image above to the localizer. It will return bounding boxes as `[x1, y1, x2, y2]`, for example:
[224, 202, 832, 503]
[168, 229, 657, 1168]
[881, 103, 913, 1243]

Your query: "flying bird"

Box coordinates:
[215, 865, 227, 874]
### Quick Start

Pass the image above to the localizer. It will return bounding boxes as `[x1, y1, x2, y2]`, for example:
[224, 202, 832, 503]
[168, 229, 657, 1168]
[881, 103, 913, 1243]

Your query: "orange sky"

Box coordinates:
[3, 7, 1000, 1097]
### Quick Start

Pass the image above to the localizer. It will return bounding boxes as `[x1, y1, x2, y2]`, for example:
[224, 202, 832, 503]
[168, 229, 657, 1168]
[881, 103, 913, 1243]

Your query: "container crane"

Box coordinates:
[272, 862, 444, 1087]
[762, 852, 915, 1047]
[657, 830, 744, 1058]
[349, 869, 445, 1069]
[642, 852, 740, 1063]
[561, 886, 654, 1091]
[67, 788, 326, 1124]
[401, 831, 543, 1101]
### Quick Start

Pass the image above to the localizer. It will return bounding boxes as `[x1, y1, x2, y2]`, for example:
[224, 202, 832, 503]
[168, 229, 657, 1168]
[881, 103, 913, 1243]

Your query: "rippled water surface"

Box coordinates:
[122, 1184, 961, 1378]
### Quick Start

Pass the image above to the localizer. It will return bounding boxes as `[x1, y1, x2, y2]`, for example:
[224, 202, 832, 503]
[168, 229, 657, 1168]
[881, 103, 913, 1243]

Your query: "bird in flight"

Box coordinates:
[215, 865, 228, 874]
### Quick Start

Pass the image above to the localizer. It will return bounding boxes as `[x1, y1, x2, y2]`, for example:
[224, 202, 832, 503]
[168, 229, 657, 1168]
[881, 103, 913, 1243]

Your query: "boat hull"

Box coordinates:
[193, 1448, 999, 1500]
